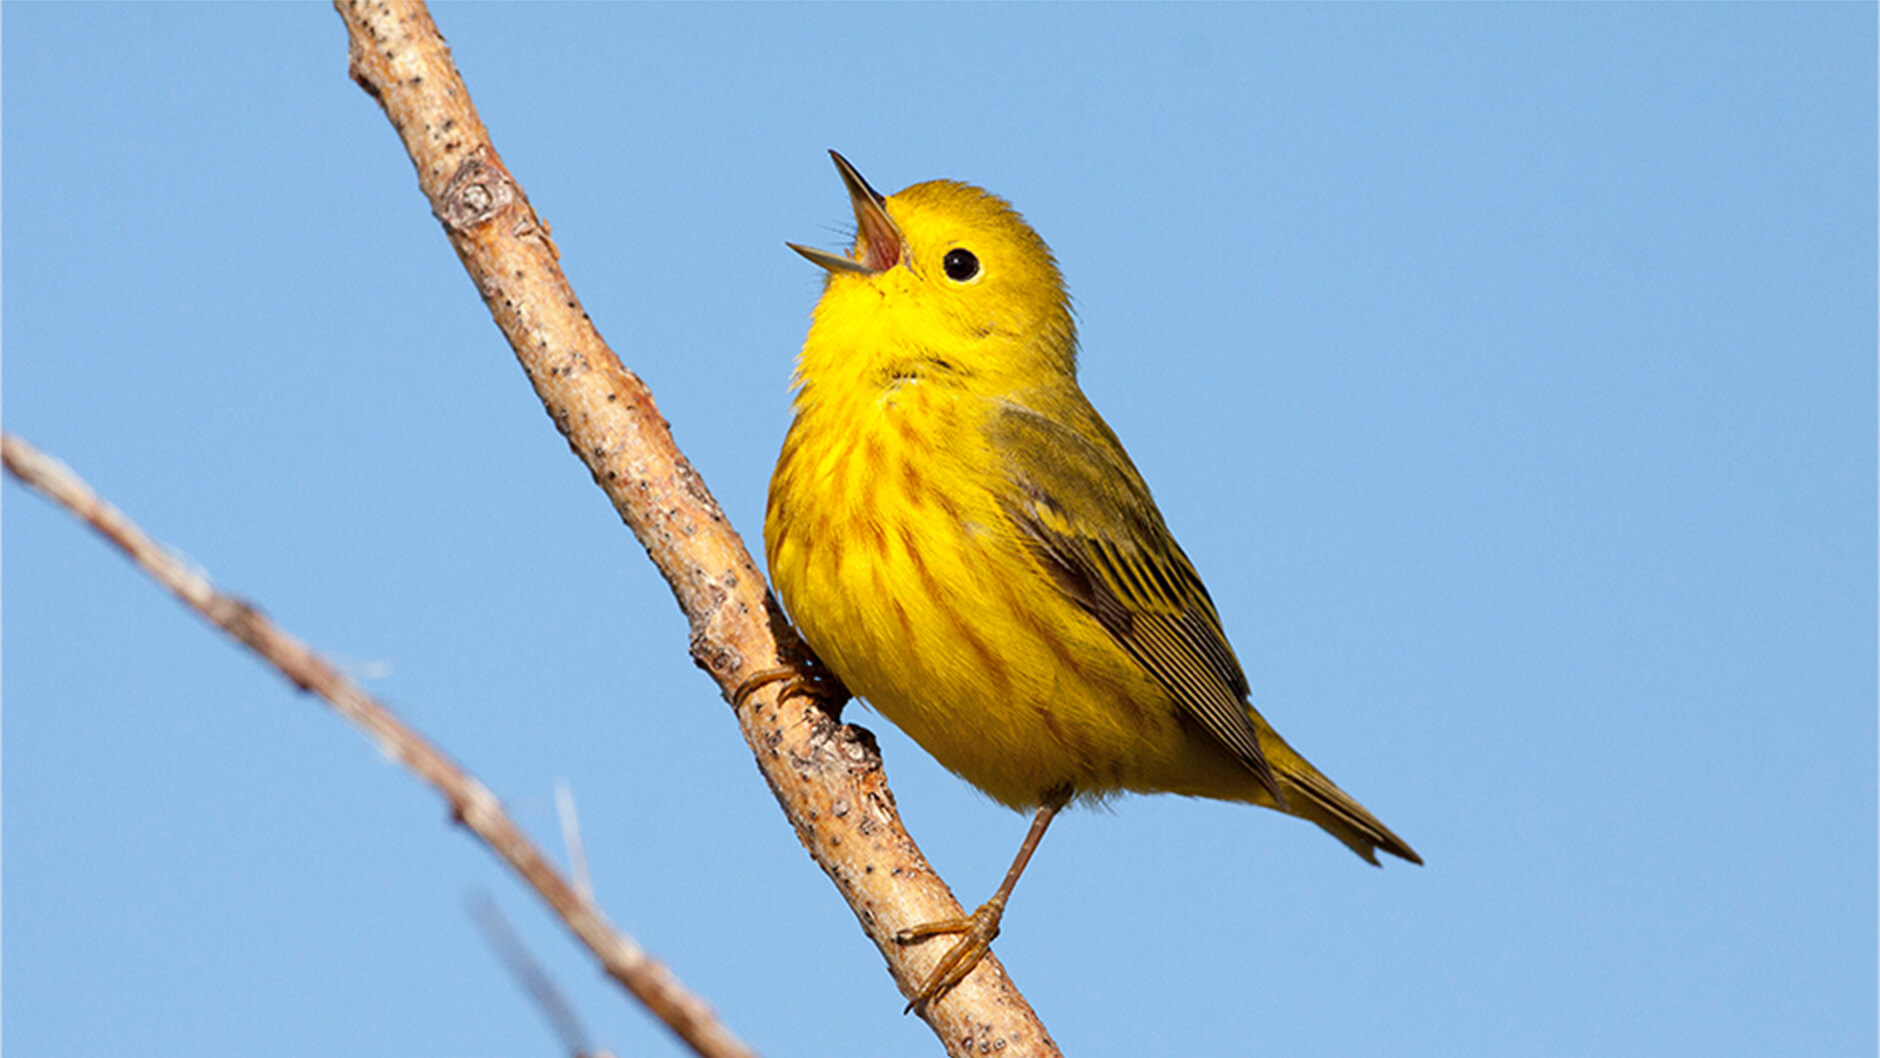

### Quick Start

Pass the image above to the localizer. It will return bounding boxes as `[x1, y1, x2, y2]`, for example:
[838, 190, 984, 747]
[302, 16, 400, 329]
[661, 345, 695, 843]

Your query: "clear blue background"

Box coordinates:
[6, 5, 1874, 1056]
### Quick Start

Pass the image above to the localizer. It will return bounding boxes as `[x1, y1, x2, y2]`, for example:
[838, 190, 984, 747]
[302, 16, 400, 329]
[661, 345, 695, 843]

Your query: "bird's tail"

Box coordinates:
[1259, 728, 1421, 866]
[1283, 764, 1421, 865]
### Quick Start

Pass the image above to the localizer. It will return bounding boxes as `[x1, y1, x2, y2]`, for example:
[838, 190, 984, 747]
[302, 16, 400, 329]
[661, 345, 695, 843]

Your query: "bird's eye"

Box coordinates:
[942, 248, 981, 282]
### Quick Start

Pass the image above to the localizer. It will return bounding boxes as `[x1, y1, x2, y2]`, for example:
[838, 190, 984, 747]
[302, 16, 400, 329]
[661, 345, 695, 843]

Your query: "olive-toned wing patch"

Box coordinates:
[994, 400, 1283, 803]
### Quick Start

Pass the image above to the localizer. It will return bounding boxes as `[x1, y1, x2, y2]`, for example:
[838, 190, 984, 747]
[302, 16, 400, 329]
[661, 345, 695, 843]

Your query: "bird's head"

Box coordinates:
[792, 151, 1077, 390]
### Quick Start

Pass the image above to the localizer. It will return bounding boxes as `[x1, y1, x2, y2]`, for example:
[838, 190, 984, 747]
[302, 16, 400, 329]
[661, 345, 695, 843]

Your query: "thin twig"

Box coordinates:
[468, 892, 599, 1058]
[2, 433, 755, 1058]
[557, 782, 595, 904]
[331, 2, 1060, 1054]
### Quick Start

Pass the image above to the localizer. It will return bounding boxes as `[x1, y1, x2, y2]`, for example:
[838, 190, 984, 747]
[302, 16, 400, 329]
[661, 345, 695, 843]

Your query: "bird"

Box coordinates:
[750, 150, 1419, 1011]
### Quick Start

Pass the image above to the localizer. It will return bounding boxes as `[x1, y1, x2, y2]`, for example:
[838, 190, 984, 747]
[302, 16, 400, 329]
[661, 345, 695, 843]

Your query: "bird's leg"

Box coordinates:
[896, 787, 1072, 1013]
[732, 650, 849, 712]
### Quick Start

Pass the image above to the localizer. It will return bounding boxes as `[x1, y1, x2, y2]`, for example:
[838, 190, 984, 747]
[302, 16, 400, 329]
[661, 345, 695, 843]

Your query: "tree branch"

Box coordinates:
[327, 3, 1058, 1053]
[1, 432, 749, 1058]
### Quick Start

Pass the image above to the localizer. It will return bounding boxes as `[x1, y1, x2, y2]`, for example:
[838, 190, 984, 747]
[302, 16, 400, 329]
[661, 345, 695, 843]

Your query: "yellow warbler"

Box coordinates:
[758, 151, 1419, 1008]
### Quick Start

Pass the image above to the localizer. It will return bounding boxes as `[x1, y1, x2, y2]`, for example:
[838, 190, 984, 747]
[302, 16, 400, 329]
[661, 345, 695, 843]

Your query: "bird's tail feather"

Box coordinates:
[1281, 761, 1421, 867]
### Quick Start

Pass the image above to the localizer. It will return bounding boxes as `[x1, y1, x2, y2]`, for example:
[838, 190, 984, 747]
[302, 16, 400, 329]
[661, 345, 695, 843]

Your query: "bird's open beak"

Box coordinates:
[789, 150, 904, 276]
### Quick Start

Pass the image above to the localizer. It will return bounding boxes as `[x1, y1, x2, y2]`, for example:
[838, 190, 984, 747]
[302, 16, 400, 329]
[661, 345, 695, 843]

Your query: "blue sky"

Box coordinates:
[5, 5, 1874, 1057]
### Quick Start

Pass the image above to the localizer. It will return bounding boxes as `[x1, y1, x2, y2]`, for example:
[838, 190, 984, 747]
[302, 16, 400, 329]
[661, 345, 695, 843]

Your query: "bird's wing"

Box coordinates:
[991, 399, 1283, 803]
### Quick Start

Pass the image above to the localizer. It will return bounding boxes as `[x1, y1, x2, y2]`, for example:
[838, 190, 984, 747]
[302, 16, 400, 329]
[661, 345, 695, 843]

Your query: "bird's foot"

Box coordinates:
[895, 899, 1006, 1014]
[732, 653, 849, 712]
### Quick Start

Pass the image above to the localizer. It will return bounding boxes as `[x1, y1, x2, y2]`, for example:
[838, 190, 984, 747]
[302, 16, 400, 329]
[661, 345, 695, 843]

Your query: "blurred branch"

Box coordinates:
[1, 432, 749, 1058]
[557, 781, 595, 904]
[469, 892, 610, 1058]
[331, 3, 1059, 1056]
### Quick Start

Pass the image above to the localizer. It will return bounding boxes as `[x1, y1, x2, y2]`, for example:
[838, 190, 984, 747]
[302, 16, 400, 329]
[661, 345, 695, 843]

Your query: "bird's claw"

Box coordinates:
[896, 901, 1005, 1014]
[732, 655, 848, 712]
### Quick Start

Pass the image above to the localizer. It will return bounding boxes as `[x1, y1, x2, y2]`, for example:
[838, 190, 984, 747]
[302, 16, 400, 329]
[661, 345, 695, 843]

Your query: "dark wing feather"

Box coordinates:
[993, 400, 1284, 803]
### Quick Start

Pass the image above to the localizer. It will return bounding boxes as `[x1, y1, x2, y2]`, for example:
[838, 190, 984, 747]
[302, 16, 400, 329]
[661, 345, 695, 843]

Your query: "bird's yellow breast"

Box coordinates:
[766, 374, 1214, 809]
